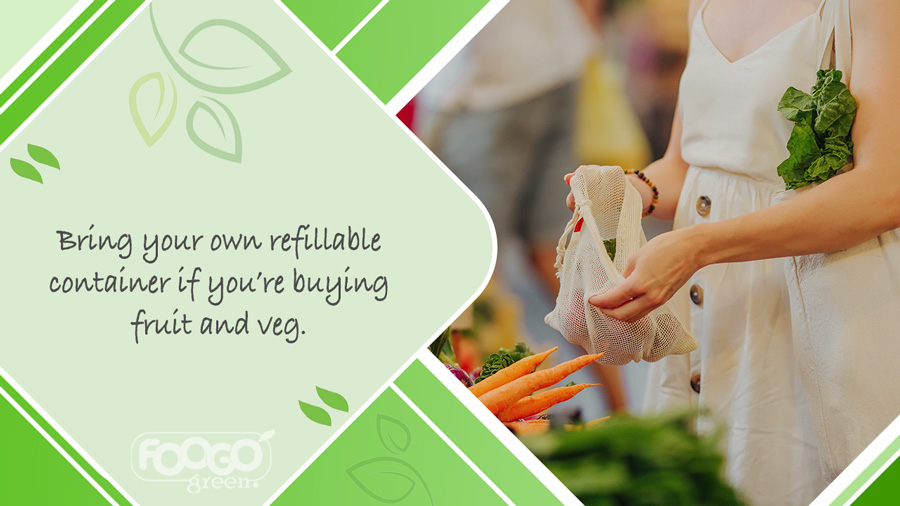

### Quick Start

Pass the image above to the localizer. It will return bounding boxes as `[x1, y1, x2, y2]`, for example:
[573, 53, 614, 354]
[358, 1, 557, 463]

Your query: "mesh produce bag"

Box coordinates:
[545, 165, 697, 365]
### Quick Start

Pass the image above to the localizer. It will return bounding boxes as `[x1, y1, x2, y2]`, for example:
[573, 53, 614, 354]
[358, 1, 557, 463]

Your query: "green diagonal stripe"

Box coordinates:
[0, 0, 108, 109]
[394, 359, 565, 506]
[336, 0, 490, 104]
[280, 0, 381, 50]
[829, 436, 900, 505]
[0, 388, 110, 505]
[853, 448, 900, 505]
[0, 0, 145, 147]
[0, 375, 132, 505]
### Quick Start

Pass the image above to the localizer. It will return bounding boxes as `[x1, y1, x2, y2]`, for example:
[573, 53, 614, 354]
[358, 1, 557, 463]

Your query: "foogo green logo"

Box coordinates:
[131, 431, 274, 493]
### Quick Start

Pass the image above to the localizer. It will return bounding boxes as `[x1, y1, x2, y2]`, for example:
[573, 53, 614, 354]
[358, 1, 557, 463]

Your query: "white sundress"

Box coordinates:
[777, 0, 900, 484]
[643, 1, 837, 504]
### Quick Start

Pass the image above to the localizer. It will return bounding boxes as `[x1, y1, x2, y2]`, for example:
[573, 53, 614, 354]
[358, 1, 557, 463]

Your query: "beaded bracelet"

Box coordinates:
[624, 169, 659, 217]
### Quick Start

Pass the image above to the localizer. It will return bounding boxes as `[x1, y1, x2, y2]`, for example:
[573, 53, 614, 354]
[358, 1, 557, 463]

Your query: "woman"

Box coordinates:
[567, 0, 900, 503]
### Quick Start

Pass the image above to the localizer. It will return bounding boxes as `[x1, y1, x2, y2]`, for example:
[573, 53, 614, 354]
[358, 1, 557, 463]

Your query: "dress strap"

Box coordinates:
[692, 0, 712, 29]
[817, 0, 853, 83]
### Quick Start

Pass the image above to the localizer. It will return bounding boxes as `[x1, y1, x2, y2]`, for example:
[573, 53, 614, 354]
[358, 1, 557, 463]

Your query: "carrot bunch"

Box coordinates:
[468, 347, 604, 432]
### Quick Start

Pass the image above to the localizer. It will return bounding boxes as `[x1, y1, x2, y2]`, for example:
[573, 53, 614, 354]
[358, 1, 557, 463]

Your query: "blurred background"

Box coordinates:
[403, 0, 690, 422]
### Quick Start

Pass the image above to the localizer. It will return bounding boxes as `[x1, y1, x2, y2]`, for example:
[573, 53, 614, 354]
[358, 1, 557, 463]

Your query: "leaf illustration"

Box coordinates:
[129, 72, 177, 146]
[299, 401, 332, 426]
[149, 4, 290, 94]
[186, 97, 242, 162]
[257, 429, 275, 443]
[346, 457, 433, 505]
[27, 144, 59, 169]
[10, 158, 42, 183]
[376, 414, 411, 454]
[317, 387, 349, 412]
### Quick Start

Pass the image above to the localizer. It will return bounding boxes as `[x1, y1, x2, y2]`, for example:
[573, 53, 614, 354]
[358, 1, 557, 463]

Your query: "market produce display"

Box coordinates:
[434, 337, 604, 431]
[497, 383, 601, 422]
[432, 332, 742, 505]
[478, 352, 604, 415]
[504, 419, 551, 436]
[468, 346, 557, 397]
[475, 342, 536, 384]
[524, 412, 744, 506]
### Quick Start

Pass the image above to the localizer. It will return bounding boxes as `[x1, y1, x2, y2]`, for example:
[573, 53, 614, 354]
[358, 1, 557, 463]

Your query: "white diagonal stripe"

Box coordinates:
[332, 0, 390, 54]
[391, 384, 515, 506]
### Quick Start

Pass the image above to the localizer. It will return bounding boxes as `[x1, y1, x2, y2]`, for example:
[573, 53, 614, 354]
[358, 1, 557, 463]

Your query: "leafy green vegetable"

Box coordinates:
[475, 342, 533, 384]
[777, 69, 857, 190]
[428, 326, 455, 365]
[603, 238, 616, 261]
[523, 411, 744, 506]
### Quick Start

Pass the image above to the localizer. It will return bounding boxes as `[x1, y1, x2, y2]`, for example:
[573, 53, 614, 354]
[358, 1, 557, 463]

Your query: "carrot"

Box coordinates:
[584, 416, 611, 428]
[468, 347, 558, 397]
[497, 383, 601, 422]
[479, 353, 604, 415]
[565, 416, 611, 431]
[504, 419, 550, 436]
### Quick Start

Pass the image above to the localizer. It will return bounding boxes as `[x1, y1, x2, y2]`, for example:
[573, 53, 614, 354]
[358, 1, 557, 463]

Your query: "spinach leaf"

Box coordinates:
[603, 238, 616, 262]
[777, 69, 857, 190]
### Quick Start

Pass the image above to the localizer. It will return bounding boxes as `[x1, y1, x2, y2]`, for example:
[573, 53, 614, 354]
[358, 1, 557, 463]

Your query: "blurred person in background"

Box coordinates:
[417, 0, 628, 412]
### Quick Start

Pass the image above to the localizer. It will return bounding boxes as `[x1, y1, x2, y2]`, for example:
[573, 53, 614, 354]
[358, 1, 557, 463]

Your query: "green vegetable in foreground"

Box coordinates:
[475, 342, 533, 384]
[777, 69, 857, 190]
[524, 411, 744, 506]
[428, 326, 455, 365]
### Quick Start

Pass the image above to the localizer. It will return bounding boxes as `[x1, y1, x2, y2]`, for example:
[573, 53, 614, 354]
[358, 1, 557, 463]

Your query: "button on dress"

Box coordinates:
[642, 1, 832, 503]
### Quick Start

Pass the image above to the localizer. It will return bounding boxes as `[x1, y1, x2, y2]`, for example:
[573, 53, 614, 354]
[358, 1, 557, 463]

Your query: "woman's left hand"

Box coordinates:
[588, 227, 705, 322]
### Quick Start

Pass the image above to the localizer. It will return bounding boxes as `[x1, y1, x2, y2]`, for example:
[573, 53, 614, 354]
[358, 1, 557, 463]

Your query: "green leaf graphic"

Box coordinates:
[26, 144, 59, 169]
[10, 158, 42, 183]
[376, 414, 411, 454]
[346, 457, 432, 505]
[257, 429, 275, 443]
[298, 401, 332, 426]
[186, 97, 242, 162]
[149, 5, 291, 94]
[129, 72, 178, 146]
[316, 387, 349, 412]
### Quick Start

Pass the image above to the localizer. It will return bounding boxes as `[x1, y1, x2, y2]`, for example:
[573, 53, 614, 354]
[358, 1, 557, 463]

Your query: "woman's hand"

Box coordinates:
[588, 227, 706, 322]
[565, 171, 653, 213]
[564, 172, 576, 211]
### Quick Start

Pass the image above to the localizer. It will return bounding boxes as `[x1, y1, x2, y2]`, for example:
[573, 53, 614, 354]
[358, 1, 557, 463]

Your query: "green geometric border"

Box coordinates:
[277, 0, 498, 106]
[4, 0, 900, 504]
[395, 360, 564, 505]
[266, 354, 566, 505]
[0, 371, 132, 505]
[0, 0, 147, 148]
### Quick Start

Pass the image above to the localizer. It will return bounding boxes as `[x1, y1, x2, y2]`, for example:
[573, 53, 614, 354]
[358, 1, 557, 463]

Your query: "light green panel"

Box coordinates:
[0, 0, 493, 505]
